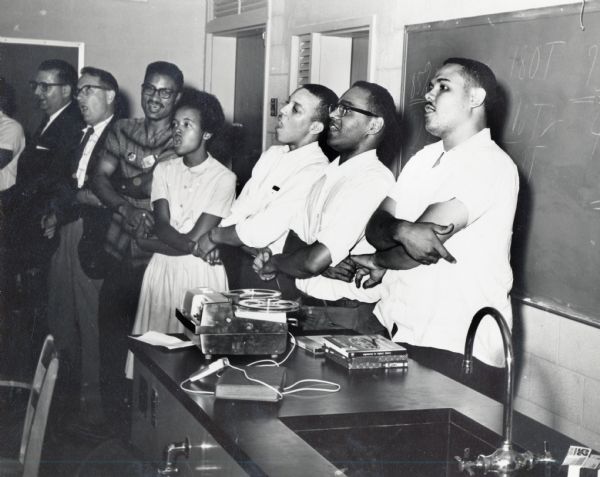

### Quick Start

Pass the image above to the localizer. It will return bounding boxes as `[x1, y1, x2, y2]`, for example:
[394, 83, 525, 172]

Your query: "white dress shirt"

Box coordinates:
[221, 142, 328, 254]
[294, 149, 395, 302]
[374, 129, 519, 367]
[75, 115, 113, 188]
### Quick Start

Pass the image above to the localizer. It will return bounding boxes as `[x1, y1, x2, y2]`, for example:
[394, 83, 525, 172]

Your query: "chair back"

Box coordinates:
[19, 335, 59, 477]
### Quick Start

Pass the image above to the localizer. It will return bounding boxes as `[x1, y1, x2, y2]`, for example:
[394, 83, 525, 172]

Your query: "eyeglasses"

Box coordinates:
[76, 85, 111, 97]
[329, 102, 379, 118]
[29, 81, 66, 93]
[141, 83, 176, 100]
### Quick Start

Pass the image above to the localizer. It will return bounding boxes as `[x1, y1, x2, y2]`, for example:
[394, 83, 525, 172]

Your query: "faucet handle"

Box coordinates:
[534, 441, 557, 465]
[455, 448, 483, 476]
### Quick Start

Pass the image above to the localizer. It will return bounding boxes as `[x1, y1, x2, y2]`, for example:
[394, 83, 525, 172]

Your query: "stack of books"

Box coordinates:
[323, 334, 408, 370]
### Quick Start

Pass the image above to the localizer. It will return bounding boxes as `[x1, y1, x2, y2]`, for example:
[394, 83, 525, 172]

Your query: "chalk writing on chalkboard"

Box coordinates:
[402, 5, 600, 325]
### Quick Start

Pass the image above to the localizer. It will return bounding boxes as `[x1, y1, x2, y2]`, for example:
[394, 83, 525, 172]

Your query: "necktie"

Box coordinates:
[76, 126, 95, 159]
[74, 126, 96, 187]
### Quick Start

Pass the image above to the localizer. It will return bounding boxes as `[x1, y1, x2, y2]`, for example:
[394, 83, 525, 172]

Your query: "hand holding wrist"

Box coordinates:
[207, 227, 218, 245]
[391, 219, 408, 244]
[188, 239, 198, 255]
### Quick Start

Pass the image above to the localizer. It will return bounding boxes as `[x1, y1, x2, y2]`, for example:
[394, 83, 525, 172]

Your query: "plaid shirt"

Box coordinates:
[99, 118, 176, 266]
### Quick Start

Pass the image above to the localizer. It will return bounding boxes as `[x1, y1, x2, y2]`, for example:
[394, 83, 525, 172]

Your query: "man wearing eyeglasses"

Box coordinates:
[91, 61, 182, 432]
[17, 59, 83, 187]
[253, 81, 397, 332]
[42, 67, 118, 440]
[6, 59, 83, 318]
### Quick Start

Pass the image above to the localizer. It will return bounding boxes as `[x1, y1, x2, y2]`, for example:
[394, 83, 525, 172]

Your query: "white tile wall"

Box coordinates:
[516, 301, 600, 448]
[519, 305, 559, 363]
[558, 318, 600, 381]
[519, 353, 584, 424]
[583, 379, 600, 436]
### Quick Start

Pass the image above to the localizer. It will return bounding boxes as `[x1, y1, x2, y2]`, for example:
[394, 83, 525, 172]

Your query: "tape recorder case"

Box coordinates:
[176, 288, 297, 358]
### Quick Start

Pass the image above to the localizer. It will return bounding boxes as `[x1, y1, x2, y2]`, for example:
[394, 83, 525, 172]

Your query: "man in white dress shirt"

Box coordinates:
[196, 84, 337, 292]
[44, 67, 118, 438]
[352, 58, 519, 400]
[254, 81, 397, 332]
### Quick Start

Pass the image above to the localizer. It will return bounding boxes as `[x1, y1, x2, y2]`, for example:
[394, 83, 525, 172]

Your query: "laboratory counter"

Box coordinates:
[129, 337, 586, 476]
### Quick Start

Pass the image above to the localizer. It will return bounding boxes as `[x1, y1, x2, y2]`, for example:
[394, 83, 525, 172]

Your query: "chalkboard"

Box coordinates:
[402, 4, 600, 324]
[0, 37, 82, 136]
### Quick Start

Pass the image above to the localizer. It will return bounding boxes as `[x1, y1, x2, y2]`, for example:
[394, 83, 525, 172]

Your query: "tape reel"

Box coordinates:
[226, 288, 282, 299]
[237, 298, 300, 313]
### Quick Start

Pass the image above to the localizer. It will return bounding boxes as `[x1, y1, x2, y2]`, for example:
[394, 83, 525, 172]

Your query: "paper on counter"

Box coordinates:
[130, 331, 195, 349]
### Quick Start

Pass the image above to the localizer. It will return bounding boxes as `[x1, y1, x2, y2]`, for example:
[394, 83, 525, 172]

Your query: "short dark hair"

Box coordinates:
[176, 89, 225, 143]
[38, 59, 77, 91]
[443, 57, 498, 114]
[80, 66, 119, 92]
[351, 81, 401, 163]
[144, 61, 184, 91]
[301, 83, 338, 125]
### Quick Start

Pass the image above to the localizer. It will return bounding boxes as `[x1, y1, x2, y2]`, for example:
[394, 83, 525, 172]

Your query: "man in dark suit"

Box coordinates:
[43, 67, 118, 439]
[8, 59, 83, 282]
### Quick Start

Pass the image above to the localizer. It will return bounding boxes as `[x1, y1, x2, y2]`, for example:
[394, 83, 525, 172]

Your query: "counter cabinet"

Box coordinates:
[129, 339, 581, 476]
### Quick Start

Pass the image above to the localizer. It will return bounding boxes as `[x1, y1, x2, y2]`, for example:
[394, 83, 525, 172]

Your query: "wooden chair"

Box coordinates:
[0, 335, 59, 477]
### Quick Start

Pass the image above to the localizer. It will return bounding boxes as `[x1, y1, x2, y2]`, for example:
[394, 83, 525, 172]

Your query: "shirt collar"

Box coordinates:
[430, 128, 492, 165]
[83, 114, 113, 137]
[442, 128, 491, 155]
[330, 148, 378, 172]
[284, 141, 320, 158]
[46, 101, 72, 126]
[187, 154, 215, 174]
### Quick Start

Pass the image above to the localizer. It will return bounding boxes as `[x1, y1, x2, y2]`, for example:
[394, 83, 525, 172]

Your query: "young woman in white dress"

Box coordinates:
[126, 90, 236, 378]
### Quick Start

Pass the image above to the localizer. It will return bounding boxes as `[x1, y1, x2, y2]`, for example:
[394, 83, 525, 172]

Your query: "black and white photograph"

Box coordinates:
[1, 1, 600, 475]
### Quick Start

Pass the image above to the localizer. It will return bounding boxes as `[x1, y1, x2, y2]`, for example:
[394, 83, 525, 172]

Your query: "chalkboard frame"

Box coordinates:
[401, 3, 600, 329]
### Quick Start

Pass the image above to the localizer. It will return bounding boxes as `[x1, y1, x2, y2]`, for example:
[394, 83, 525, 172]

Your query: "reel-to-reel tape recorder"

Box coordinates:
[176, 288, 299, 358]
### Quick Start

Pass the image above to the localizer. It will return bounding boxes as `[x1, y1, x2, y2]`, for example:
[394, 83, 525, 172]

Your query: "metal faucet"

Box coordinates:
[455, 307, 556, 476]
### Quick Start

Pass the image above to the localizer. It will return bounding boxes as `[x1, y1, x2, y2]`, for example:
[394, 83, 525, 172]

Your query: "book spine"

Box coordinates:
[325, 348, 408, 366]
[323, 344, 407, 358]
[346, 349, 408, 358]
[325, 350, 408, 370]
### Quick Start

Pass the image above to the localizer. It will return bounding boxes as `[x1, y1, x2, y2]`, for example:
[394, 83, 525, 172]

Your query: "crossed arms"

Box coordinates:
[251, 195, 468, 285]
[351, 196, 467, 288]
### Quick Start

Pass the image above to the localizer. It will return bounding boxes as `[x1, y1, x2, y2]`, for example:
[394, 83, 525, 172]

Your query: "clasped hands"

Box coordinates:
[190, 230, 221, 265]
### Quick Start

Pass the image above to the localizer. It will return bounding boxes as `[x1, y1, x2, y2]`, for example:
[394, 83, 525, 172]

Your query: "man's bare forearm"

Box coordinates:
[373, 244, 420, 270]
[269, 243, 331, 279]
[136, 237, 188, 256]
[366, 209, 404, 250]
[211, 225, 244, 247]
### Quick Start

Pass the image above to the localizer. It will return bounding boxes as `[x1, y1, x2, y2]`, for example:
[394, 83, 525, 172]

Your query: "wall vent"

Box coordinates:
[297, 34, 311, 87]
[213, 0, 267, 19]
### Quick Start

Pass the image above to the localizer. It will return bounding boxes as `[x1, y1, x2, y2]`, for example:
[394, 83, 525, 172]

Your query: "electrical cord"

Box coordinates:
[179, 333, 341, 398]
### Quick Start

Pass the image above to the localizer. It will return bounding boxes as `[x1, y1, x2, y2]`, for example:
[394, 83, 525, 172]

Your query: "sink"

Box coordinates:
[282, 409, 549, 477]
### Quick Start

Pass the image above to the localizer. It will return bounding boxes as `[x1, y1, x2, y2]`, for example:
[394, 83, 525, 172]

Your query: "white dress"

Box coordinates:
[126, 155, 236, 378]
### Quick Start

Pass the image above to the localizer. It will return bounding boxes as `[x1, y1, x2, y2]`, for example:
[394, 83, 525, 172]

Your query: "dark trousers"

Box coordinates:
[400, 343, 505, 403]
[98, 260, 146, 426]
